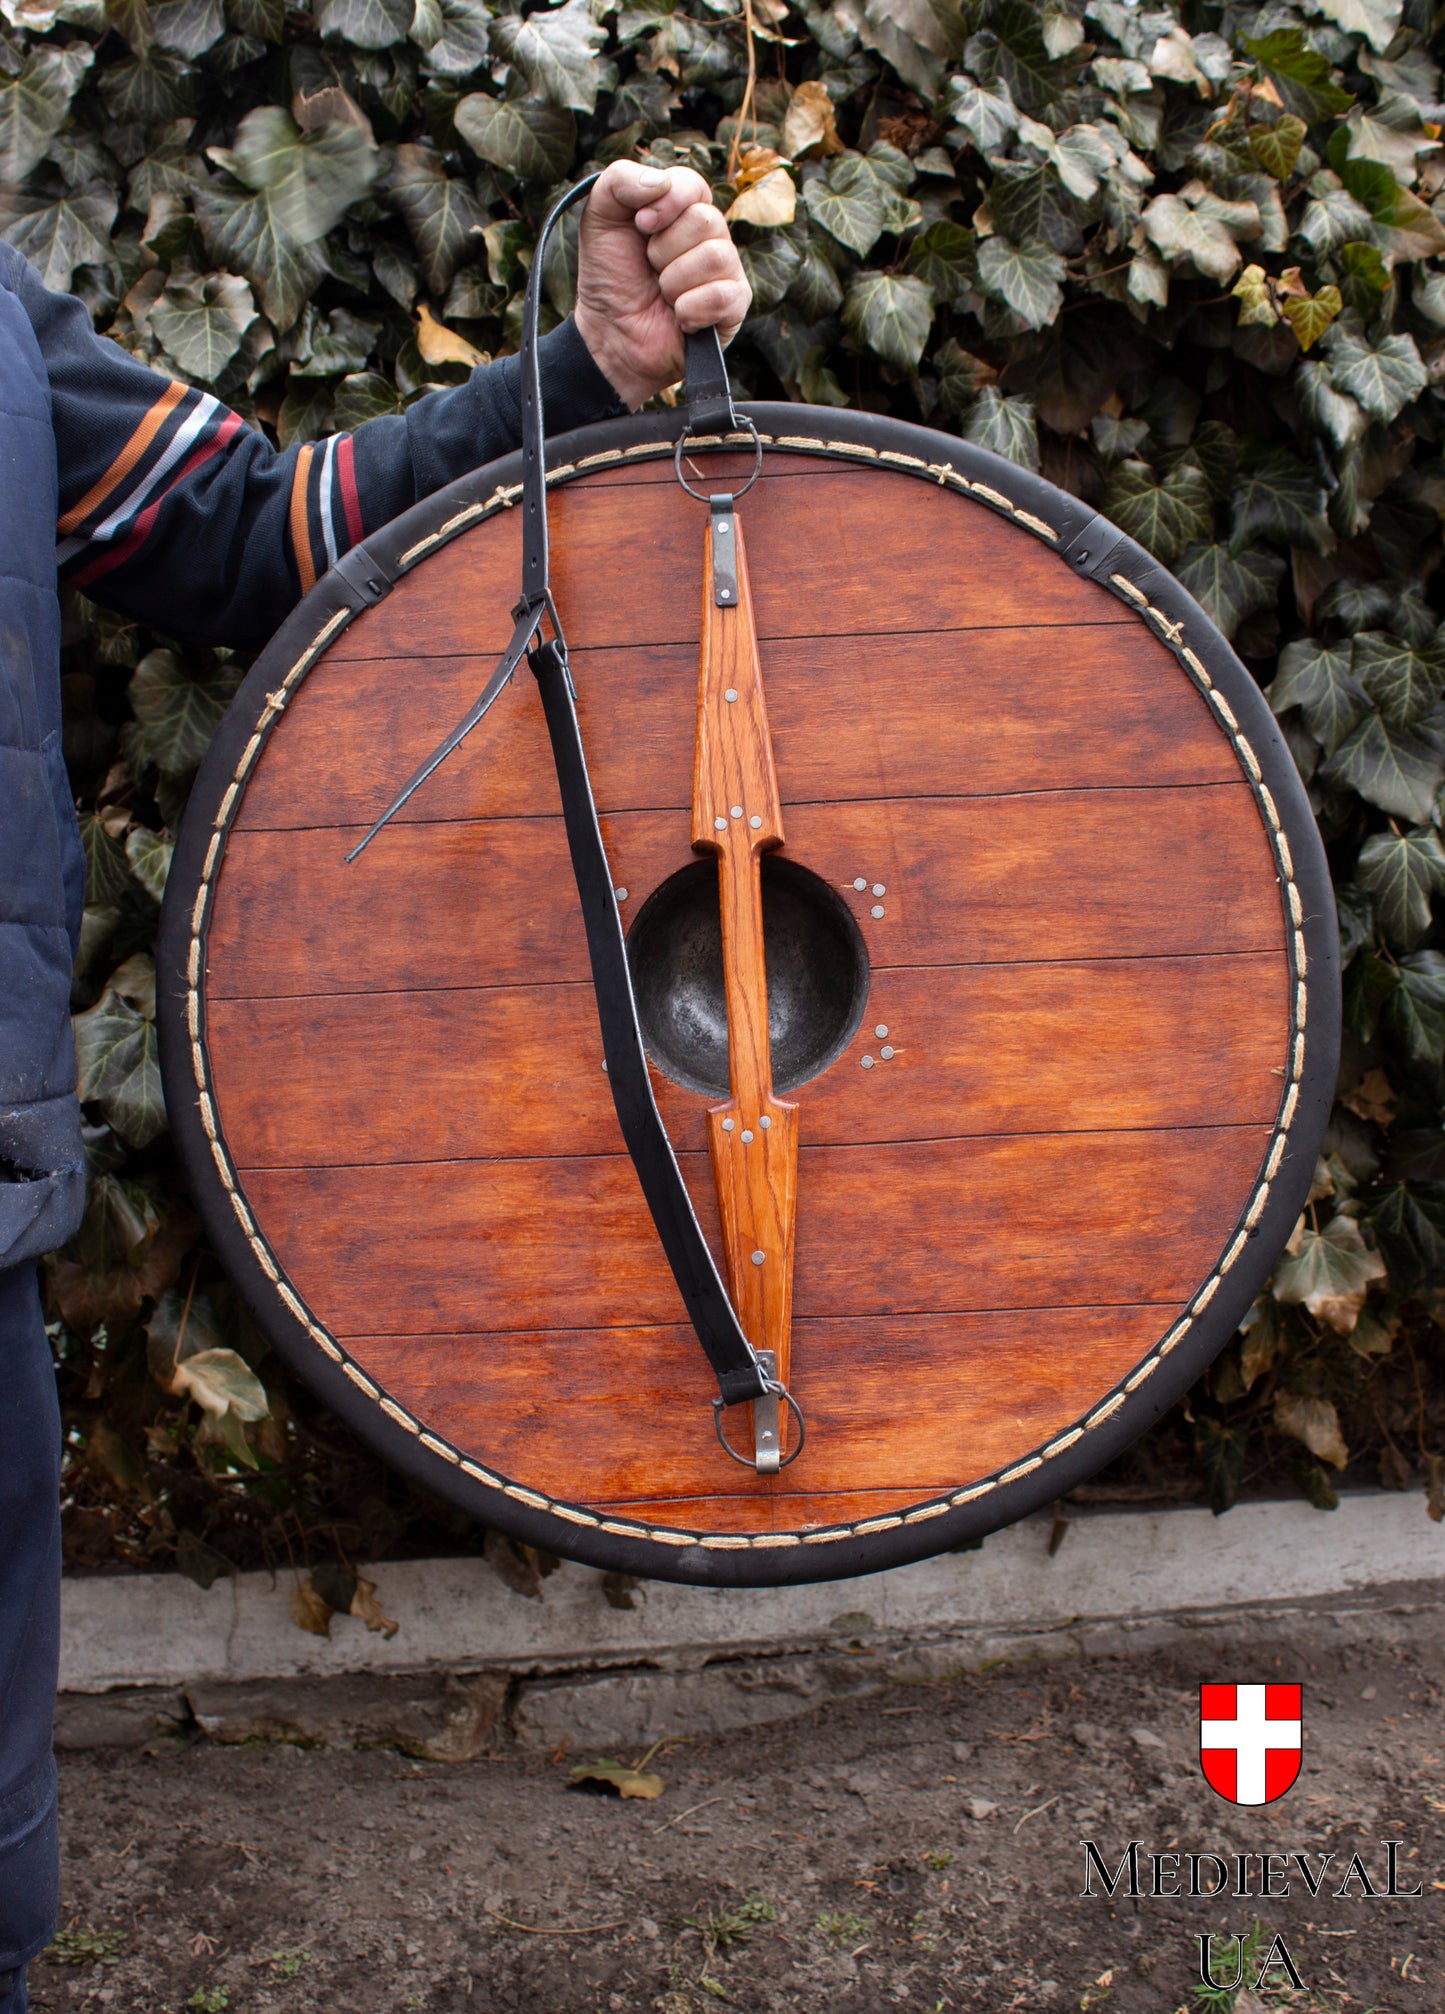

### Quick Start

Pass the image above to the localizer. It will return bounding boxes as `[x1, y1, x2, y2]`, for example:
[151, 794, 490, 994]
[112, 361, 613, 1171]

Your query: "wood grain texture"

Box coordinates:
[346, 1305, 1176, 1517]
[207, 787, 1281, 1001]
[207, 952, 1289, 1170]
[201, 450, 1292, 1531]
[240, 1126, 1271, 1340]
[327, 466, 1127, 665]
[233, 625, 1241, 835]
[694, 505, 798, 1412]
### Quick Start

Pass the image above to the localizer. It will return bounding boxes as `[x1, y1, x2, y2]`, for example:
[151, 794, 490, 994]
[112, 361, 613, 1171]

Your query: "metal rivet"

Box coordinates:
[718, 520, 730, 533]
[751, 1250, 766, 1266]
[861, 1055, 875, 1069]
[714, 816, 727, 831]
[741, 1129, 754, 1143]
[760, 1115, 771, 1129]
[881, 1045, 894, 1059]
[761, 1430, 775, 1443]
[853, 877, 867, 891]
[871, 904, 885, 919]
[719, 588, 731, 599]
[749, 814, 762, 829]
[614, 887, 628, 902]
[722, 1117, 734, 1131]
[875, 1024, 888, 1038]
[731, 805, 743, 818]
[725, 688, 738, 702]
[872, 883, 886, 896]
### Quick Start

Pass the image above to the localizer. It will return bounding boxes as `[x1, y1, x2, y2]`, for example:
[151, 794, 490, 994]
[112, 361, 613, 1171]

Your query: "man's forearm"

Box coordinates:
[7, 238, 622, 649]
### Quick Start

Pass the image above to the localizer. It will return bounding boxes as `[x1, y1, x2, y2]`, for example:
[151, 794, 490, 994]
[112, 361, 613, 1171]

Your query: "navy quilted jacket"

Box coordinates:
[0, 244, 622, 1270]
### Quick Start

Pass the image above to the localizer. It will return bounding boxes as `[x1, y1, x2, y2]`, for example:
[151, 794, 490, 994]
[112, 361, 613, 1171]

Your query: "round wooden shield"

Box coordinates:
[158, 404, 1339, 1587]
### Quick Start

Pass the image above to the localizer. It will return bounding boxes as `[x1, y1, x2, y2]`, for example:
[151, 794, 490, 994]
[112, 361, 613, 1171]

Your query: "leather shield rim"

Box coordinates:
[158, 402, 1341, 1590]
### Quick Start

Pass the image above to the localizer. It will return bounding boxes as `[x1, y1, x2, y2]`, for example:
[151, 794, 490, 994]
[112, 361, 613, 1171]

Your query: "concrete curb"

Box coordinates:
[61, 1493, 1442, 1716]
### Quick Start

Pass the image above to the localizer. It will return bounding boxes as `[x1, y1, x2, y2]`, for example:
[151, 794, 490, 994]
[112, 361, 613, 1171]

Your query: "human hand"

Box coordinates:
[572, 161, 752, 411]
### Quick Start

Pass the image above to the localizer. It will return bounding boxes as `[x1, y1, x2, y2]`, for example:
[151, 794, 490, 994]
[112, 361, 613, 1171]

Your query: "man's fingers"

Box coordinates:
[656, 235, 740, 308]
[671, 277, 751, 342]
[644, 199, 730, 273]
[590, 160, 713, 231]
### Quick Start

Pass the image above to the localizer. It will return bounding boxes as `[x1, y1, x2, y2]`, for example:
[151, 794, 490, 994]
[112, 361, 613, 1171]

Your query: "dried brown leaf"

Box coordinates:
[1274, 1392, 1349, 1469]
[291, 1577, 333, 1637]
[1342, 1067, 1397, 1127]
[567, 1758, 666, 1798]
[350, 1576, 400, 1638]
[415, 302, 488, 368]
[726, 165, 796, 226]
[781, 79, 843, 160]
[292, 84, 374, 143]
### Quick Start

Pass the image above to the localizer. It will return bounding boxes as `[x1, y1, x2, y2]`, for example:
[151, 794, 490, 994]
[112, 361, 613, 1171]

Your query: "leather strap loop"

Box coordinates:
[682, 325, 738, 435]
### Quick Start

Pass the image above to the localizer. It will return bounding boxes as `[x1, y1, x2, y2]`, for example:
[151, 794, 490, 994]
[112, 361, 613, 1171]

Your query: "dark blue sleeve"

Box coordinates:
[5, 243, 624, 649]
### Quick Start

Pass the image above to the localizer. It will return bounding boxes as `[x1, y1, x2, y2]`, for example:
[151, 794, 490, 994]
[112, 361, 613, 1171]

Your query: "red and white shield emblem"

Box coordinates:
[1199, 1683, 1302, 1805]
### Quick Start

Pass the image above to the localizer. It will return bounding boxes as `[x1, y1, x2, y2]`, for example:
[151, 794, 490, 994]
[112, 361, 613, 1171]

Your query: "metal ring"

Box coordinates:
[674, 416, 763, 502]
[711, 1381, 807, 1470]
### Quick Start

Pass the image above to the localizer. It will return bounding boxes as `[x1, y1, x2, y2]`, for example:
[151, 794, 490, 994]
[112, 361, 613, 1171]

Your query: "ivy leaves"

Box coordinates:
[1143, 187, 1259, 283]
[314, 0, 411, 51]
[1176, 544, 1284, 642]
[4, 183, 116, 289]
[842, 270, 933, 371]
[1322, 326, 1428, 424]
[1244, 28, 1355, 125]
[977, 234, 1065, 329]
[74, 954, 165, 1147]
[1274, 1212, 1387, 1335]
[803, 144, 914, 258]
[1273, 628, 1445, 820]
[386, 140, 487, 291]
[1324, 714, 1445, 823]
[125, 648, 241, 776]
[149, 269, 257, 379]
[1103, 457, 1211, 566]
[0, 40, 91, 181]
[1351, 632, 1445, 730]
[490, 0, 606, 115]
[1271, 639, 1370, 755]
[454, 95, 575, 184]
[197, 105, 377, 323]
[1357, 830, 1445, 948]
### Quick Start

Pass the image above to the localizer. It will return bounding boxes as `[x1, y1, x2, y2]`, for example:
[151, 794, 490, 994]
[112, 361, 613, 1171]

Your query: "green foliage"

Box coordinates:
[46, 1925, 126, 1966]
[5, 0, 1442, 1567]
[686, 1894, 779, 1950]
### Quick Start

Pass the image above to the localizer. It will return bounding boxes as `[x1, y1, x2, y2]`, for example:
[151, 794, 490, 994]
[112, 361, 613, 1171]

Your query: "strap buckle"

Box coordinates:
[712, 1352, 806, 1473]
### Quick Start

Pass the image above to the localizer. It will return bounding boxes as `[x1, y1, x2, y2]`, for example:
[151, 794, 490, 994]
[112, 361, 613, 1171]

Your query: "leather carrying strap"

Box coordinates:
[530, 635, 764, 1408]
[351, 175, 768, 1412]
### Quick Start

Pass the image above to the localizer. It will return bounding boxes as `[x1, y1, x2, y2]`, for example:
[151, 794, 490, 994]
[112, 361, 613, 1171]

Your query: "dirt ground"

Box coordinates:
[31, 1616, 1444, 2014]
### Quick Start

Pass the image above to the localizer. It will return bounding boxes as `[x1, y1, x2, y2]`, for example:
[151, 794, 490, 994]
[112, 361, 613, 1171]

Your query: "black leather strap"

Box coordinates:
[354, 177, 769, 1412]
[516, 186, 767, 1410]
[529, 638, 765, 1407]
[681, 325, 738, 434]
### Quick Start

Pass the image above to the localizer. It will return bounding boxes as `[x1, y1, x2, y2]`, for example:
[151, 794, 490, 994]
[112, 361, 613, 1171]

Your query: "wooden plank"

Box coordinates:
[208, 952, 1289, 1170]
[327, 467, 1132, 664]
[692, 503, 799, 1407]
[239, 1125, 1272, 1343]
[234, 624, 1241, 834]
[207, 785, 1284, 1001]
[345, 1304, 1176, 1517]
